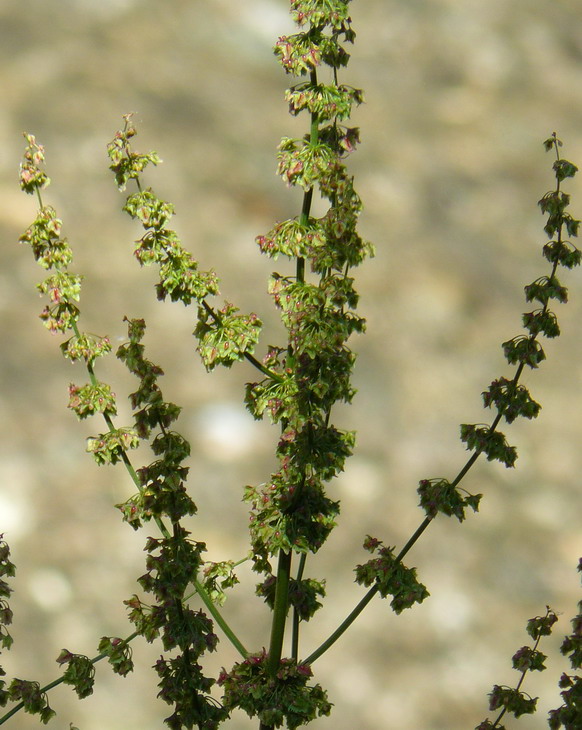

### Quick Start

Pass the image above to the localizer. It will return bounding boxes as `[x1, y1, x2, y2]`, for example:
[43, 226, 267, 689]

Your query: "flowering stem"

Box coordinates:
[266, 550, 293, 675]
[200, 300, 283, 381]
[28, 179, 250, 673]
[291, 553, 307, 661]
[304, 586, 377, 666]
[305, 210, 570, 664]
[295, 69, 319, 284]
[194, 578, 248, 658]
[259, 551, 293, 730]
[296, 185, 313, 282]
[0, 631, 141, 726]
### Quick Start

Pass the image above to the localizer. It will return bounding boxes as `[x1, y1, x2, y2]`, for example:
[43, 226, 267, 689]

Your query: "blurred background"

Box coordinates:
[1, 1, 582, 728]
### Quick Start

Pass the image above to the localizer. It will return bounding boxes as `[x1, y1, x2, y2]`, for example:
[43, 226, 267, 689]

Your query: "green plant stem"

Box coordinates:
[268, 134, 564, 674]
[296, 186, 314, 283]
[303, 584, 377, 665]
[262, 66, 320, 702]
[308, 69, 319, 145]
[296, 69, 319, 284]
[259, 551, 293, 730]
[0, 631, 141, 726]
[193, 578, 248, 658]
[291, 553, 307, 661]
[244, 351, 283, 381]
[304, 416, 515, 664]
[489, 612, 548, 729]
[72, 306, 248, 658]
[302, 517, 432, 665]
[266, 550, 293, 675]
[304, 342, 538, 665]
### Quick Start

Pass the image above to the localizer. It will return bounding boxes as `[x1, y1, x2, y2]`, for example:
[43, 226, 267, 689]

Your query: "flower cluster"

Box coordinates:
[116, 317, 196, 526]
[245, 0, 372, 580]
[107, 115, 262, 374]
[97, 637, 134, 677]
[465, 135, 580, 469]
[417, 478, 482, 522]
[60, 332, 112, 365]
[67, 381, 117, 420]
[86, 427, 140, 466]
[218, 651, 331, 729]
[354, 537, 429, 614]
[548, 559, 582, 729]
[416, 134, 580, 523]
[194, 303, 262, 371]
[459, 424, 517, 468]
[155, 654, 226, 730]
[56, 649, 96, 699]
[3, 679, 55, 724]
[0, 536, 15, 708]
[275, 0, 354, 76]
[201, 561, 240, 607]
[106, 113, 161, 191]
[482, 378, 541, 423]
[476, 607, 558, 729]
[18, 127, 224, 729]
[257, 575, 325, 622]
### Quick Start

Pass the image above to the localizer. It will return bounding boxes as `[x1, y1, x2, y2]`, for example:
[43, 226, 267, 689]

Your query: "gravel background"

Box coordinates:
[1, 1, 582, 729]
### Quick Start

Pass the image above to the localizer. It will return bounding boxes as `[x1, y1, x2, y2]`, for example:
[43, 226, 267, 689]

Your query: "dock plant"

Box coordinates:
[1, 1, 580, 728]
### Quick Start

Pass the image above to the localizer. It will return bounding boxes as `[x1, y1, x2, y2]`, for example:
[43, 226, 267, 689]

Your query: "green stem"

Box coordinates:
[303, 585, 377, 665]
[29, 170, 252, 711]
[308, 69, 319, 145]
[0, 631, 140, 726]
[302, 517, 434, 665]
[193, 578, 248, 658]
[295, 69, 319, 285]
[243, 351, 284, 382]
[72, 311, 250, 655]
[296, 185, 313, 283]
[259, 550, 292, 730]
[266, 550, 292, 675]
[291, 553, 307, 660]
[299, 187, 314, 227]
[303, 399, 523, 665]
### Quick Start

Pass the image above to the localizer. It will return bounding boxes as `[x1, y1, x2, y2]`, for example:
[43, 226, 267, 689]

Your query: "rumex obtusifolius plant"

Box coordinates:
[475, 580, 582, 730]
[3, 1, 582, 728]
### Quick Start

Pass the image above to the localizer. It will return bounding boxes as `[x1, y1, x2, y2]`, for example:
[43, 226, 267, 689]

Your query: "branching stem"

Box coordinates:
[266, 550, 293, 675]
[194, 578, 248, 658]
[291, 552, 307, 661]
[200, 300, 283, 381]
[0, 632, 140, 726]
